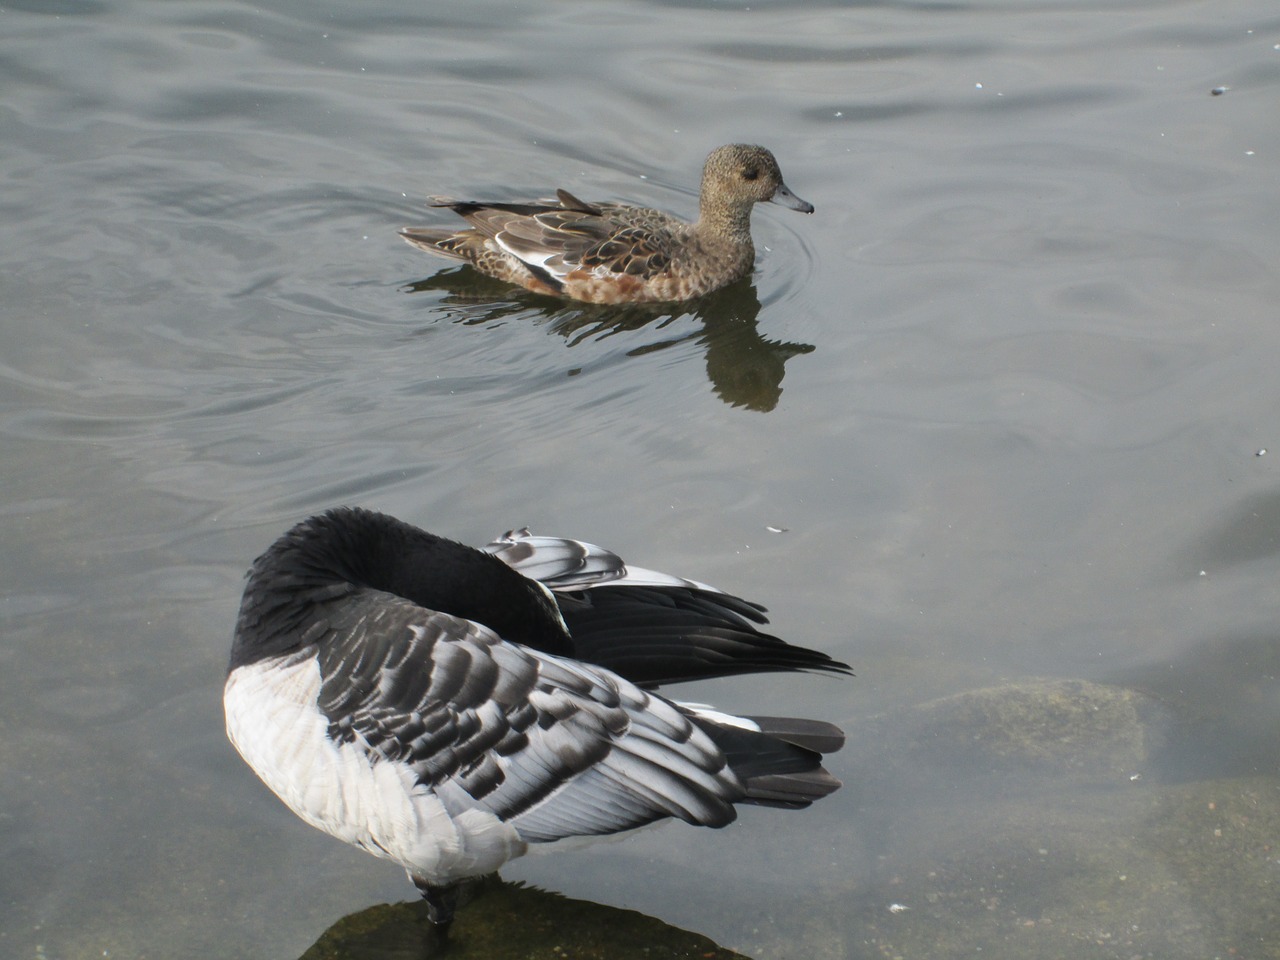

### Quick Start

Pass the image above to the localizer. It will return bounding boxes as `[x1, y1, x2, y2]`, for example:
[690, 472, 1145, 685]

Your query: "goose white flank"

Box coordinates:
[224, 507, 850, 933]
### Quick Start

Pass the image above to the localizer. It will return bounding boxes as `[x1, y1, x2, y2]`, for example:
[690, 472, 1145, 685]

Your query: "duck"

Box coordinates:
[224, 507, 849, 933]
[399, 144, 814, 304]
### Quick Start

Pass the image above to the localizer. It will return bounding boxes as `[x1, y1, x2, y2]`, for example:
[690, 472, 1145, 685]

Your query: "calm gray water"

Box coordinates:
[3, 0, 1280, 957]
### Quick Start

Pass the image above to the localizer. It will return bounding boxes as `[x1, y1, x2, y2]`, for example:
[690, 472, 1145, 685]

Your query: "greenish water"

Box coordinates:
[3, 0, 1280, 957]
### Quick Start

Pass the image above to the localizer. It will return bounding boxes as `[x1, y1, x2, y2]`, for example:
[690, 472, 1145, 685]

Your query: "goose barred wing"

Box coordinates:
[483, 530, 852, 688]
[483, 528, 721, 592]
[313, 592, 742, 842]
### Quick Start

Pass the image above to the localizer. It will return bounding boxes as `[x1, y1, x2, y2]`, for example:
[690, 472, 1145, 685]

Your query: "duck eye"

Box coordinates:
[742, 167, 759, 181]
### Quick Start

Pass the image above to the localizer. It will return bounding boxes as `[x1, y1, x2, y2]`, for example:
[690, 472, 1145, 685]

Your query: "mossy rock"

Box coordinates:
[839, 776, 1280, 960]
[851, 678, 1166, 783]
[299, 876, 751, 960]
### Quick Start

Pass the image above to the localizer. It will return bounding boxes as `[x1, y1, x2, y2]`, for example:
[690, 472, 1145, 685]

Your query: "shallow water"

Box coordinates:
[3, 0, 1280, 957]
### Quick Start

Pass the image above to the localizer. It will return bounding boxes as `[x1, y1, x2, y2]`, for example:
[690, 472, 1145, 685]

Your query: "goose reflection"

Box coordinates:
[297, 875, 752, 960]
[404, 269, 814, 412]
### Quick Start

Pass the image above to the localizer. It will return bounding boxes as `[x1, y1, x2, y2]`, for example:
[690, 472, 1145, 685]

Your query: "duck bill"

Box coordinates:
[770, 182, 815, 214]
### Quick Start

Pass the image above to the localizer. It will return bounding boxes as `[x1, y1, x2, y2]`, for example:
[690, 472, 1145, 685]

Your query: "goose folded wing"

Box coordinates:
[312, 592, 740, 841]
[482, 529, 724, 593]
[482, 531, 850, 687]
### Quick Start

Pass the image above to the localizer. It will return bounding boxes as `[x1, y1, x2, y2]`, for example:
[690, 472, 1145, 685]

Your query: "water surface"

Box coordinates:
[3, 0, 1279, 957]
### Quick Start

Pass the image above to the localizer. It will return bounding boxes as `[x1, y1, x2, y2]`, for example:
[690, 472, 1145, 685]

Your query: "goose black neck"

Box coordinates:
[232, 507, 573, 668]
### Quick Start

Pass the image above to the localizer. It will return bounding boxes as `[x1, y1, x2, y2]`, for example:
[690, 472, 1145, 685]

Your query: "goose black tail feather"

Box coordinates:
[740, 715, 847, 755]
[691, 714, 845, 809]
[558, 585, 853, 688]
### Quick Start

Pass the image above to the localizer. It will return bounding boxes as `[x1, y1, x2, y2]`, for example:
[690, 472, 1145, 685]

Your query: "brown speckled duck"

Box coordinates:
[399, 144, 813, 304]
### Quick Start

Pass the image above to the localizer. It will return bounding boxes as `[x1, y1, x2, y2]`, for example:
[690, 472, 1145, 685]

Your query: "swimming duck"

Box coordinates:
[224, 507, 848, 932]
[399, 144, 814, 304]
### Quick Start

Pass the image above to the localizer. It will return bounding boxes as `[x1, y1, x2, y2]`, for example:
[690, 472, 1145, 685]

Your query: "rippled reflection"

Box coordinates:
[405, 270, 814, 412]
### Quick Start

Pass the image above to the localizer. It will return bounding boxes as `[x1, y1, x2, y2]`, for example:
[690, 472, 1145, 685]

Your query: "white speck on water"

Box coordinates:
[888, 903, 909, 913]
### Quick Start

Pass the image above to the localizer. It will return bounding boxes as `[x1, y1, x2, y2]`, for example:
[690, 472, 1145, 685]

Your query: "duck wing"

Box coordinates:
[483, 530, 852, 688]
[432, 194, 678, 283]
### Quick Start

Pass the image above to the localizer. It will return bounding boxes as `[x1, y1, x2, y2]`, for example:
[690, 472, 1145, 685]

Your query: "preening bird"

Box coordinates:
[224, 507, 849, 932]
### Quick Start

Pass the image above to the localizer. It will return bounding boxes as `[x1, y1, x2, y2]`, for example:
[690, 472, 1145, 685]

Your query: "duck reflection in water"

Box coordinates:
[403, 271, 815, 413]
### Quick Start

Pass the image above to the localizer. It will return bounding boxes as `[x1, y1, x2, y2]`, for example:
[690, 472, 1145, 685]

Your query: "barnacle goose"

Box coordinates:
[224, 507, 849, 932]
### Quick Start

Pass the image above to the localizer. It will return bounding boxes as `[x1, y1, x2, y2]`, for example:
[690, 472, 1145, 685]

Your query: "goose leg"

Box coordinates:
[412, 875, 460, 936]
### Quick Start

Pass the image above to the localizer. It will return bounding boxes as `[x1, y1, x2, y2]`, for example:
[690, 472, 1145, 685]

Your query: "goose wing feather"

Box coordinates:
[482, 530, 851, 688]
[312, 590, 740, 841]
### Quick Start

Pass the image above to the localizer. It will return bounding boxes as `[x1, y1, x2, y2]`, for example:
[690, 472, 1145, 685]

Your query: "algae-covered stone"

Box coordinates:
[299, 876, 753, 960]
[838, 777, 1280, 960]
[807, 679, 1280, 959]
[851, 678, 1165, 783]
[1141, 777, 1280, 955]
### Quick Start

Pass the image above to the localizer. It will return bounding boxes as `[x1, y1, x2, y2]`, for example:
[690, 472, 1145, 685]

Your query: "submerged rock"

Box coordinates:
[854, 678, 1165, 781]
[846, 777, 1280, 960]
[813, 678, 1280, 960]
